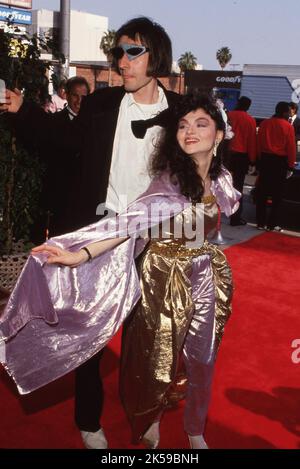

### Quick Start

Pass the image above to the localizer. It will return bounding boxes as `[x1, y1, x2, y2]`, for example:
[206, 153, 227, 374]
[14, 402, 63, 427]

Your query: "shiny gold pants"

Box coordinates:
[120, 241, 233, 443]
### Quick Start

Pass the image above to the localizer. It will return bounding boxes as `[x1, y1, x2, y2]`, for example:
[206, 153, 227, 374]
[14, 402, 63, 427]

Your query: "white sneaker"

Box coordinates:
[80, 428, 108, 449]
[188, 434, 209, 449]
[142, 421, 160, 449]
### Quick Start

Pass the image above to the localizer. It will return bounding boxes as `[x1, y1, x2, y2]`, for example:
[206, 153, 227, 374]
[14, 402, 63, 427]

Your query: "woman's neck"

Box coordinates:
[192, 152, 213, 181]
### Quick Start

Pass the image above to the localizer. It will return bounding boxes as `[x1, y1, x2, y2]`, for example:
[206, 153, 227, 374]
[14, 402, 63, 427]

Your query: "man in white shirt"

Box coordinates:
[1, 17, 179, 449]
[106, 85, 168, 212]
[75, 18, 179, 449]
[75, 18, 179, 450]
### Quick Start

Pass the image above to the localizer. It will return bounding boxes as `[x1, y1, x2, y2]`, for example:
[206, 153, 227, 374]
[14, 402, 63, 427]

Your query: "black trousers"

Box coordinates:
[226, 152, 249, 223]
[256, 153, 288, 228]
[74, 209, 117, 432]
[74, 349, 104, 432]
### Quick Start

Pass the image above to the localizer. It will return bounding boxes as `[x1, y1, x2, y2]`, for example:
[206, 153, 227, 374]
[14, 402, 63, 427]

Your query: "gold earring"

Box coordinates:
[213, 140, 219, 158]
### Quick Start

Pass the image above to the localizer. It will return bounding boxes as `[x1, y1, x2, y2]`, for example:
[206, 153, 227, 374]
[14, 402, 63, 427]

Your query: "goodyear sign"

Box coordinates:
[0, 6, 32, 24]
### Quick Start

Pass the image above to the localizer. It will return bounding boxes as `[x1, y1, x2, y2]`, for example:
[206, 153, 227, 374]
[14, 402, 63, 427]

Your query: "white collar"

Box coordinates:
[126, 86, 165, 107]
[67, 105, 77, 119]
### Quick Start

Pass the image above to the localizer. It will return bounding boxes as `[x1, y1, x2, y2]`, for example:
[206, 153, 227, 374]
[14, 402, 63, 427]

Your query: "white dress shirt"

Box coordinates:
[105, 87, 168, 213]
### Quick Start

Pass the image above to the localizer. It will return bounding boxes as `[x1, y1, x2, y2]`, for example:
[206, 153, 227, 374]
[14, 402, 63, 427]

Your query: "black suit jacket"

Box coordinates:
[43, 108, 79, 235]
[14, 106, 80, 239]
[18, 85, 179, 230]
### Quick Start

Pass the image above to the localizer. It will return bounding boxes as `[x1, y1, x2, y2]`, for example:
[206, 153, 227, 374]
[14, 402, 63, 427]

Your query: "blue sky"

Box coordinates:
[32, 0, 300, 69]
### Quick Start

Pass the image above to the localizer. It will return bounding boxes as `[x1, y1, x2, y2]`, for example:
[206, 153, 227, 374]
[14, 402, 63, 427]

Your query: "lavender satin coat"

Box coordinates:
[0, 168, 240, 394]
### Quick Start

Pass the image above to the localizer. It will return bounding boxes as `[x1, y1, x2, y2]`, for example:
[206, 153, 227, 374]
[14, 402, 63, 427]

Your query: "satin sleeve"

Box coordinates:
[211, 166, 241, 217]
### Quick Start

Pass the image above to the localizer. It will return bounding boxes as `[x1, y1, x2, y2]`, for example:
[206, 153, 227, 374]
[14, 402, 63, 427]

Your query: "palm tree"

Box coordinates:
[178, 51, 197, 72]
[100, 30, 116, 86]
[178, 51, 197, 94]
[216, 47, 232, 70]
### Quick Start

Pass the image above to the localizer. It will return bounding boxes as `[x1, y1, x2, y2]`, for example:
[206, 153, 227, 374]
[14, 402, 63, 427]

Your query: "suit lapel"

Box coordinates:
[88, 89, 125, 202]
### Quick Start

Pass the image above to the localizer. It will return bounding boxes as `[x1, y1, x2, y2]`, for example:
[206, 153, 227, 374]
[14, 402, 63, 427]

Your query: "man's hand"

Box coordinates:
[286, 170, 294, 179]
[0, 88, 23, 113]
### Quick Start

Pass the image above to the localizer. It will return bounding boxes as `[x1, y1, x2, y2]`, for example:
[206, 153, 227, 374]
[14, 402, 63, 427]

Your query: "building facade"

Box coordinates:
[241, 64, 300, 119]
[28, 9, 108, 63]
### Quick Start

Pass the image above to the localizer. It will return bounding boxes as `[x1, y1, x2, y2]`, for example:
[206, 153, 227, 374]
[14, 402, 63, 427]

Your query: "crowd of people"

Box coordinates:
[0, 15, 298, 450]
[225, 97, 297, 231]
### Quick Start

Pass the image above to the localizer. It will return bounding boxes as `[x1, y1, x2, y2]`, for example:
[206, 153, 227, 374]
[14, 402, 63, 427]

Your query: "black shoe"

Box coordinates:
[230, 219, 247, 226]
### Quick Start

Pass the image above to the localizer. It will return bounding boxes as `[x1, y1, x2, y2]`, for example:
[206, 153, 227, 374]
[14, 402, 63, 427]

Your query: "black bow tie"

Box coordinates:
[131, 108, 173, 139]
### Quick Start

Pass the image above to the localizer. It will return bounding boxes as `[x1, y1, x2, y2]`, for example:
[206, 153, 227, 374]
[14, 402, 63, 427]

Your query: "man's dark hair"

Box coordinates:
[115, 16, 172, 77]
[290, 102, 298, 113]
[236, 96, 251, 111]
[151, 93, 225, 202]
[65, 76, 90, 94]
[275, 101, 290, 118]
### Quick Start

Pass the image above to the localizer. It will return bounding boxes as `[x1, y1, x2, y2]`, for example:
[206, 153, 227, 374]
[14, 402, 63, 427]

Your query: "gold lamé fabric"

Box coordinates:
[120, 199, 233, 443]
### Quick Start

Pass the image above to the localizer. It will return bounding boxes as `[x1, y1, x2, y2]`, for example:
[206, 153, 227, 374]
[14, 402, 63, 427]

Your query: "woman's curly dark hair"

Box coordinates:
[151, 93, 225, 202]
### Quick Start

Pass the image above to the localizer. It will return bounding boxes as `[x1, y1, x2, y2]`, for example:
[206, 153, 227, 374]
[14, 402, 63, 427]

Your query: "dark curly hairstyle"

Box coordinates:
[151, 93, 226, 202]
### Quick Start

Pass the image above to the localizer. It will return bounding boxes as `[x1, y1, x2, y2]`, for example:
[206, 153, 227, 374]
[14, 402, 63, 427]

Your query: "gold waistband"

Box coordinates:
[148, 240, 210, 258]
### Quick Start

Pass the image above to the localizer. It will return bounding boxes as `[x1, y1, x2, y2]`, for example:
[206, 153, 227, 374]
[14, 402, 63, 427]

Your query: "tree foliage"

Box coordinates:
[178, 51, 197, 72]
[100, 30, 116, 87]
[0, 22, 64, 254]
[216, 46, 232, 70]
[100, 29, 116, 61]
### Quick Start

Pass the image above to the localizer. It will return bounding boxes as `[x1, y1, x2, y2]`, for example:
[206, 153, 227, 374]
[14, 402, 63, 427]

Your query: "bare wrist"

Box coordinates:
[78, 249, 89, 263]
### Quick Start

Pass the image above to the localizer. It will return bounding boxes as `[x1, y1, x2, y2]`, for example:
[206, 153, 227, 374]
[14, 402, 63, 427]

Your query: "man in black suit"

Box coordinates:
[45, 76, 90, 237]
[289, 102, 300, 147]
[28, 76, 90, 242]
[2, 17, 179, 448]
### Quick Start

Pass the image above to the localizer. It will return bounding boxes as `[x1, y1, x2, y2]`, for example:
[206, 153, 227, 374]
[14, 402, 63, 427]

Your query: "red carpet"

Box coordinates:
[1, 232, 300, 449]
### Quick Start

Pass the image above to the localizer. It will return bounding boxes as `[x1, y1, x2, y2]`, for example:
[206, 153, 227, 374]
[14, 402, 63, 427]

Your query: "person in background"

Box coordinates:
[17, 76, 91, 243]
[44, 76, 91, 237]
[227, 96, 257, 226]
[289, 102, 300, 150]
[256, 101, 296, 231]
[46, 80, 67, 113]
[56, 76, 90, 122]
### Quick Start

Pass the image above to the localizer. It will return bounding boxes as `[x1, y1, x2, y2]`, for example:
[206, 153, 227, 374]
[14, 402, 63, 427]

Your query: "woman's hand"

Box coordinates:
[31, 244, 88, 267]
